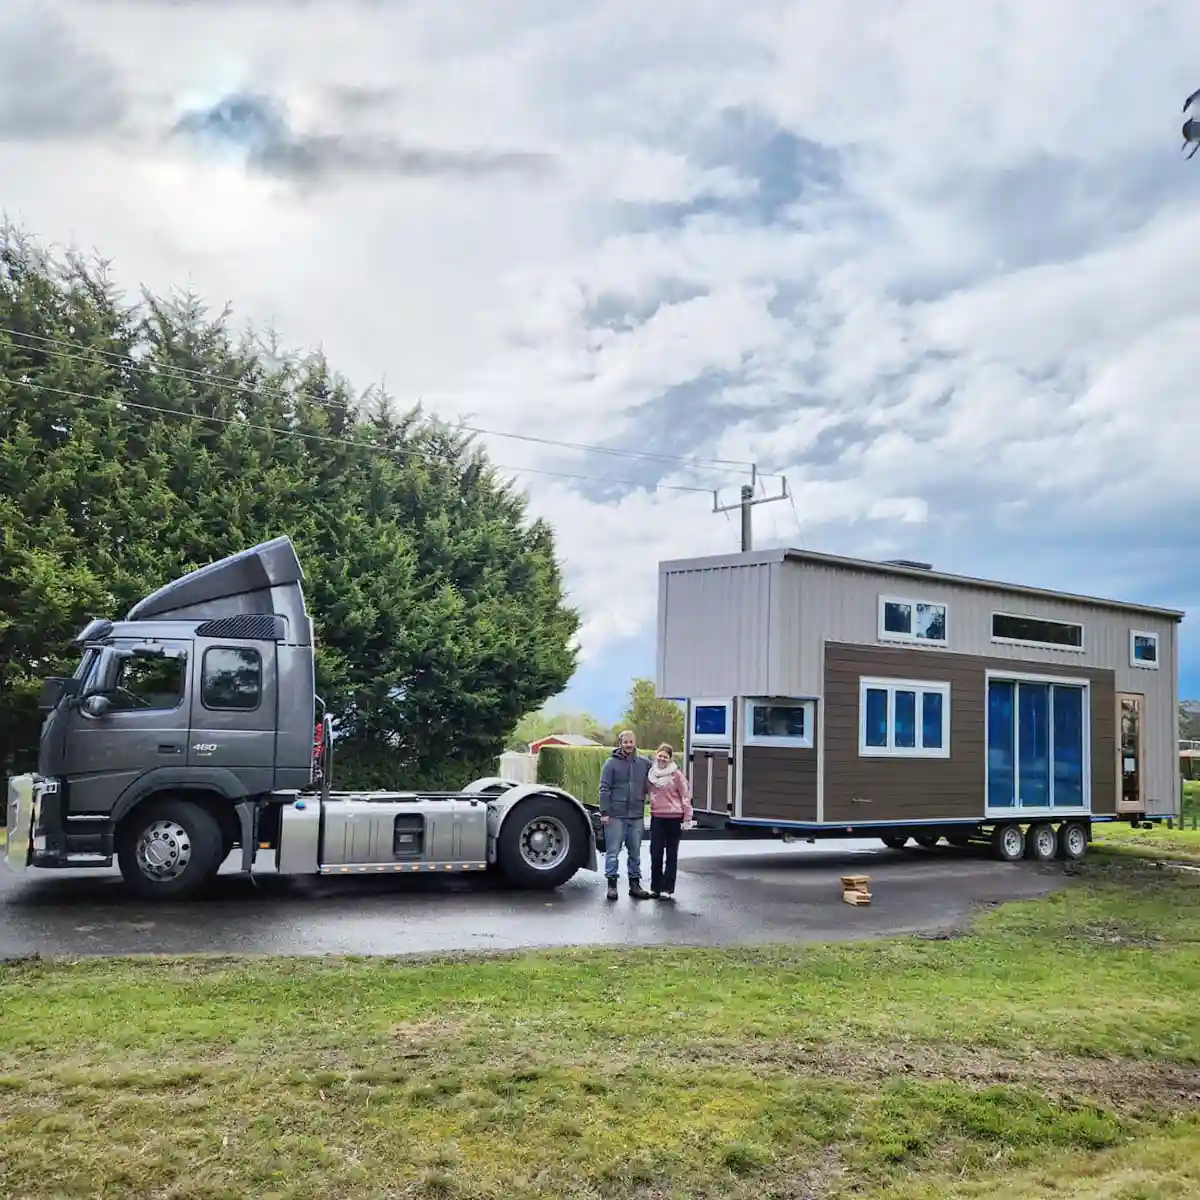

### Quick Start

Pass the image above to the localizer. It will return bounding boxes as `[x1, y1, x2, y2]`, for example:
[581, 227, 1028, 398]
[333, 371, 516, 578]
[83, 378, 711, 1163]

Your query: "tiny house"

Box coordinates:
[656, 548, 1182, 860]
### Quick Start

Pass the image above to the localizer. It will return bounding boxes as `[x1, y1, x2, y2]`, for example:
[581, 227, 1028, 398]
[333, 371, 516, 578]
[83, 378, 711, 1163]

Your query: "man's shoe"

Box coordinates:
[629, 881, 650, 899]
[606, 878, 618, 901]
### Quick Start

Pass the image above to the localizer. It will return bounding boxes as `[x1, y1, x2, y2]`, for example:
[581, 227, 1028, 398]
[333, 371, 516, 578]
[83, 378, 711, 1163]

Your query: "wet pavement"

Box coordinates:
[0, 835, 1071, 959]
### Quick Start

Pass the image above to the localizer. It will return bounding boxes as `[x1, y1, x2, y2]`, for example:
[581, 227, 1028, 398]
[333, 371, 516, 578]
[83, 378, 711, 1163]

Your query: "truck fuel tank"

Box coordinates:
[275, 791, 491, 875]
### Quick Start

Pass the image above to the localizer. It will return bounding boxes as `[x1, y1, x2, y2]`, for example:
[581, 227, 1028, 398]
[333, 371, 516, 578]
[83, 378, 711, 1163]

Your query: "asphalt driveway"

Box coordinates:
[0, 834, 1070, 959]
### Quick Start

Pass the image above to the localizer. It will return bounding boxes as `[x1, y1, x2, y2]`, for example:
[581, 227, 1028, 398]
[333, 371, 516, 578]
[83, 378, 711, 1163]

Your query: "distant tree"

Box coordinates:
[617, 677, 685, 753]
[0, 224, 579, 786]
[507, 707, 609, 751]
[1181, 702, 1200, 742]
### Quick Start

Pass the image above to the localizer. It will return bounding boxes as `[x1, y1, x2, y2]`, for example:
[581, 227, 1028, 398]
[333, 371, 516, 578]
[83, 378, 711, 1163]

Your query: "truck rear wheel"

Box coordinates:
[496, 795, 586, 890]
[116, 799, 225, 900]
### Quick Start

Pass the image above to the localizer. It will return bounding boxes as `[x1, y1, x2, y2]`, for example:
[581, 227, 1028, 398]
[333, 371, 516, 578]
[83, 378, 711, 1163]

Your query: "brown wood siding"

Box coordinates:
[740, 745, 817, 821]
[1091, 682, 1117, 815]
[823, 642, 1116, 823]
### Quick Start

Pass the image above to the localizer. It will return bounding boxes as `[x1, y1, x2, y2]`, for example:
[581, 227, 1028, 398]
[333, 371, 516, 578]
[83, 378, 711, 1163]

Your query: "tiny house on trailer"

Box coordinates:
[656, 548, 1183, 861]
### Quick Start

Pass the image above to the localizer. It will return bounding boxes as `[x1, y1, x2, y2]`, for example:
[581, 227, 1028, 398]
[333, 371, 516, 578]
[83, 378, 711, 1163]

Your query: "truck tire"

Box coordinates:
[495, 795, 587, 890]
[116, 798, 225, 901]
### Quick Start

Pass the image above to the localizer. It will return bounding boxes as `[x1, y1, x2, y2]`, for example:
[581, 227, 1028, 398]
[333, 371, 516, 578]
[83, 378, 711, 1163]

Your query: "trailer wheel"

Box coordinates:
[992, 822, 1026, 862]
[880, 834, 908, 850]
[116, 799, 225, 900]
[1056, 820, 1089, 861]
[496, 795, 587, 890]
[914, 833, 941, 849]
[1025, 822, 1057, 861]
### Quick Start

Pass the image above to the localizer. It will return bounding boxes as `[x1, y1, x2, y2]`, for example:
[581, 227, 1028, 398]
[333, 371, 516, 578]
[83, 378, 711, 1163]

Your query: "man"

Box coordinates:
[598, 729, 652, 901]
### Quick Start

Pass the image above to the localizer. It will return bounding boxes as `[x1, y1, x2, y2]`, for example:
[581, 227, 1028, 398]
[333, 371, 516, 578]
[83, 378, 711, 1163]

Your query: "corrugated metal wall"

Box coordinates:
[656, 561, 774, 697]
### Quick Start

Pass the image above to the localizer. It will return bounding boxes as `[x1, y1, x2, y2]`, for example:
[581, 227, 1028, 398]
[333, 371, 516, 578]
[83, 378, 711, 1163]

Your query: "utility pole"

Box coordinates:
[713, 465, 789, 552]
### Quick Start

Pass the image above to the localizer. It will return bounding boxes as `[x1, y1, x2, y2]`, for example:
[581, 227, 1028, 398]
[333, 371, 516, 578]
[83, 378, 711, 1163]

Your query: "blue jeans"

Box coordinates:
[603, 816, 643, 881]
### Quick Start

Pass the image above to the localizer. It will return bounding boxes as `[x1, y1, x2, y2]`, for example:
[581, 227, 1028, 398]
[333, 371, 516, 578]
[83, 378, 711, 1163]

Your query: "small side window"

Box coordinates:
[1130, 630, 1159, 669]
[690, 698, 732, 747]
[202, 647, 262, 711]
[744, 698, 815, 749]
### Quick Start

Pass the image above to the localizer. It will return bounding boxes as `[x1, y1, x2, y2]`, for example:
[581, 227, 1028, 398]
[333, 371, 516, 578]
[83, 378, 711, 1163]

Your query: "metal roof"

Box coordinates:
[658, 546, 1186, 621]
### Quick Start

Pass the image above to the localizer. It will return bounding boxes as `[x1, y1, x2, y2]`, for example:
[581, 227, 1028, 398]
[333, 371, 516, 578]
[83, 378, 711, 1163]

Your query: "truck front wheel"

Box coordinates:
[495, 795, 587, 890]
[116, 799, 225, 900]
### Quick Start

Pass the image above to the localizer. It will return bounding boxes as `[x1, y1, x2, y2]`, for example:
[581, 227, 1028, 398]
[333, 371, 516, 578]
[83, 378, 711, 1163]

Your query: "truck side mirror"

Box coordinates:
[81, 694, 113, 719]
[82, 646, 122, 700]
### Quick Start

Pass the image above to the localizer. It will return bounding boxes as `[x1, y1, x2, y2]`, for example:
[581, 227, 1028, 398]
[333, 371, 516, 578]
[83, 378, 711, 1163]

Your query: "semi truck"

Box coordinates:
[5, 537, 601, 899]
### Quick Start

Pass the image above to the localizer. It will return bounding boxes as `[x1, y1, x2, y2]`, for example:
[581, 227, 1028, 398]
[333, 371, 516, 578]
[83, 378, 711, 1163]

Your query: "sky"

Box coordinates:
[3, 0, 1200, 723]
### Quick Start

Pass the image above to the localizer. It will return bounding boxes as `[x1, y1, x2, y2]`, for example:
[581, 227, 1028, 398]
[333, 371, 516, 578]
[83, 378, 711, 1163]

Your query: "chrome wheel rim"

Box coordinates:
[519, 816, 570, 870]
[136, 820, 192, 881]
[1034, 826, 1056, 857]
[1066, 826, 1086, 856]
[1002, 827, 1023, 858]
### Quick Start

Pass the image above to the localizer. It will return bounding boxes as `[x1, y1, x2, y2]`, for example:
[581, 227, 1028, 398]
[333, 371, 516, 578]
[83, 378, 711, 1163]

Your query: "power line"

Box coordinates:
[10, 378, 715, 496]
[0, 324, 774, 481]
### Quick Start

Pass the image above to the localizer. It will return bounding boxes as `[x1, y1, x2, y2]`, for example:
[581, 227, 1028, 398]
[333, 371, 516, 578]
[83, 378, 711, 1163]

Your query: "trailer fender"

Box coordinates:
[486, 783, 599, 872]
[463, 775, 519, 795]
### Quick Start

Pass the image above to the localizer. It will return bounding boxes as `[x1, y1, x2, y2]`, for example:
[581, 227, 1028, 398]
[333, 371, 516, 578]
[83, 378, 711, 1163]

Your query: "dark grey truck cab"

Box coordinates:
[6, 537, 598, 899]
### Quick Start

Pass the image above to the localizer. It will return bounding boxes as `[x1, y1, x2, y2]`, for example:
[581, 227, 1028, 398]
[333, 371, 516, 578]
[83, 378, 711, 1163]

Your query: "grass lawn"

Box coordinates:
[1092, 781, 1200, 863]
[2, 858, 1199, 1198]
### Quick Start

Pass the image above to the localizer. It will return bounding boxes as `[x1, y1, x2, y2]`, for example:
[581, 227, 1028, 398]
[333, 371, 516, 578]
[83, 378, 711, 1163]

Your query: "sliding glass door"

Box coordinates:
[986, 675, 1088, 814]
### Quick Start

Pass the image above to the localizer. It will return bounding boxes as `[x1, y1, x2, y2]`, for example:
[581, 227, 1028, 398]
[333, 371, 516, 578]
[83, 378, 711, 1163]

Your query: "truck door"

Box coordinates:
[61, 640, 192, 815]
[187, 637, 277, 794]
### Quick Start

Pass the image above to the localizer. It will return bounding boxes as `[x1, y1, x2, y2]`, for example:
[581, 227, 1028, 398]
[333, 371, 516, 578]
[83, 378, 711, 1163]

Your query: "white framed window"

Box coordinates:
[991, 611, 1084, 652]
[878, 595, 948, 647]
[690, 698, 733, 747]
[1130, 630, 1159, 669]
[859, 677, 951, 758]
[743, 697, 815, 749]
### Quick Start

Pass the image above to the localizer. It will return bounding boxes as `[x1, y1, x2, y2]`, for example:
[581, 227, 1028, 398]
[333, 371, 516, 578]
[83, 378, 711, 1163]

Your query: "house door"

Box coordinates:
[689, 750, 731, 813]
[1116, 693, 1145, 814]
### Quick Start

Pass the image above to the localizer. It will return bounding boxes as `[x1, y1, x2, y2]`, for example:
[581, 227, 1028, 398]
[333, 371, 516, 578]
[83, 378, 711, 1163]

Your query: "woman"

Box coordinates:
[645, 742, 693, 899]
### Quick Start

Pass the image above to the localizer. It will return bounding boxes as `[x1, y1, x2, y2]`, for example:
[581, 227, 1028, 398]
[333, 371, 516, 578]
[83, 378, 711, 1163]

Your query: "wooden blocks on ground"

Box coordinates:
[841, 874, 871, 906]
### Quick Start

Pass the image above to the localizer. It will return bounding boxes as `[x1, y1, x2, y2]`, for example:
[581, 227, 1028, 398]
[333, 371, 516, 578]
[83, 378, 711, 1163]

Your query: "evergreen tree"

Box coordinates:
[0, 225, 579, 787]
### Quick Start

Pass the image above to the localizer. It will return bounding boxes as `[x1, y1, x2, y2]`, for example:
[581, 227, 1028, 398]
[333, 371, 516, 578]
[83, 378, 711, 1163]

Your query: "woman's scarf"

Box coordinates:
[647, 761, 678, 787]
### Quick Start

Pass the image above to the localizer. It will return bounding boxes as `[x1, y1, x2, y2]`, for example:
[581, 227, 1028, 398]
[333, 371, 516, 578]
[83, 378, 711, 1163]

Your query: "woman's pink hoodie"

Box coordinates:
[647, 764, 693, 821]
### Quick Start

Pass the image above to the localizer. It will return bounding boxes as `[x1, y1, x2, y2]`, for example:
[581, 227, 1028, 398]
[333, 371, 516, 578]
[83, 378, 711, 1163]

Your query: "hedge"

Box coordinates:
[536, 745, 612, 803]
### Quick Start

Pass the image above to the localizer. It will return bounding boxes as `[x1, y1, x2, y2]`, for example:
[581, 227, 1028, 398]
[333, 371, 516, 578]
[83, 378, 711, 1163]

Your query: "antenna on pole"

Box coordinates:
[713, 465, 789, 552]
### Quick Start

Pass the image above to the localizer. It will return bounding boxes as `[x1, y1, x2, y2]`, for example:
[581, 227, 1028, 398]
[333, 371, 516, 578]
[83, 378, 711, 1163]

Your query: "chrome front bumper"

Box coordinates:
[5, 773, 51, 875]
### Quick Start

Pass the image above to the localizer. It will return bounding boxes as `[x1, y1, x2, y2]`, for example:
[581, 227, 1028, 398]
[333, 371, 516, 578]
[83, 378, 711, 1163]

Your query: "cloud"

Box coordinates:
[171, 90, 554, 184]
[5, 0, 1200, 718]
[0, 6, 125, 139]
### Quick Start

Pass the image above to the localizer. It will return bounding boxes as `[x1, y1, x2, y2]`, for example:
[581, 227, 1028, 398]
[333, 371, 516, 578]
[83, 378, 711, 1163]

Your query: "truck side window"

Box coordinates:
[202, 647, 262, 711]
[112, 653, 187, 712]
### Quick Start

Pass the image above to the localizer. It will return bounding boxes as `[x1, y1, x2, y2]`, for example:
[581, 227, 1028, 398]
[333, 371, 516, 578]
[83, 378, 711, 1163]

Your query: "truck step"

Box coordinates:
[317, 860, 489, 875]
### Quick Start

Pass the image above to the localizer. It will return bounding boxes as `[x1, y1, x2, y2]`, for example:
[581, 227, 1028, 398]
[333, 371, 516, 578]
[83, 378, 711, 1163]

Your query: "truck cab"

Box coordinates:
[7, 537, 598, 899]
